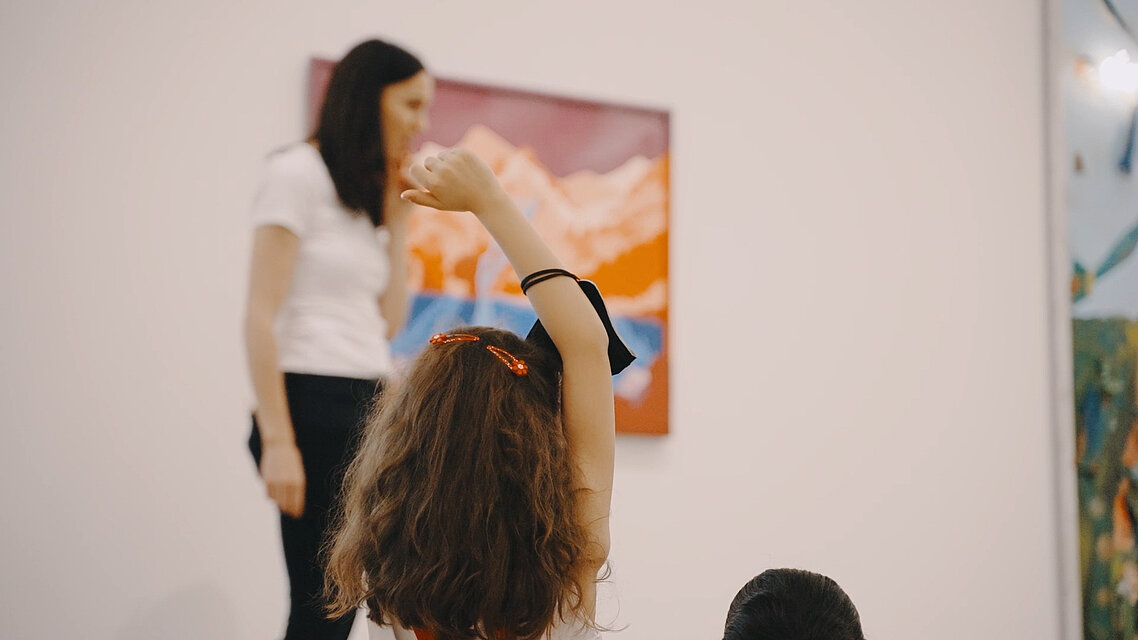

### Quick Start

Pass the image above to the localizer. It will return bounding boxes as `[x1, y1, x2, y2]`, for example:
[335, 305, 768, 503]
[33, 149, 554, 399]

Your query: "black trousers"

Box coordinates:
[250, 373, 382, 640]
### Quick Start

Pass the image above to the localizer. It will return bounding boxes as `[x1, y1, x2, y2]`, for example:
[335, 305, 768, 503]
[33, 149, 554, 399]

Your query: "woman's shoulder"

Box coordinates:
[255, 142, 335, 203]
[263, 141, 324, 175]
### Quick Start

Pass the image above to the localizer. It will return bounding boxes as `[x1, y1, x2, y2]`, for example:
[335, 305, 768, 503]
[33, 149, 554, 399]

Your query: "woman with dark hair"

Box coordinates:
[244, 38, 432, 640]
[723, 569, 866, 640]
[324, 148, 621, 640]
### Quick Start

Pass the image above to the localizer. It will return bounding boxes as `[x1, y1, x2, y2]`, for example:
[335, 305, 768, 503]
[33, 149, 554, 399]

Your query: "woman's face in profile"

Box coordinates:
[381, 70, 435, 167]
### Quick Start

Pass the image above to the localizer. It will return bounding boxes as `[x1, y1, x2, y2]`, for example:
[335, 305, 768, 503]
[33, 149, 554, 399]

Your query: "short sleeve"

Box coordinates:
[250, 149, 315, 236]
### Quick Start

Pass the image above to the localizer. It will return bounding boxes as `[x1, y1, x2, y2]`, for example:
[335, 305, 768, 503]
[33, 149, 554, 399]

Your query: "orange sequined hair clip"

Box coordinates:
[428, 333, 529, 376]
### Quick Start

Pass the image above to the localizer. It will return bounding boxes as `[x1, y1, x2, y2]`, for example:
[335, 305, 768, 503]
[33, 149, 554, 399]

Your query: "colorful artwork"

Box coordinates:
[309, 59, 670, 434]
[1062, 1, 1138, 637]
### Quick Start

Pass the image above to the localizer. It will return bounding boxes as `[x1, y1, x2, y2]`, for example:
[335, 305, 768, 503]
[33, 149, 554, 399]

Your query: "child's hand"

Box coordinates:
[401, 148, 507, 214]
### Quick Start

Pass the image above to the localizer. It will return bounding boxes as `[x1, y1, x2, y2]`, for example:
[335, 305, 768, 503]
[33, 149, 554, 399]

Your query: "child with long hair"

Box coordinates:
[324, 148, 620, 640]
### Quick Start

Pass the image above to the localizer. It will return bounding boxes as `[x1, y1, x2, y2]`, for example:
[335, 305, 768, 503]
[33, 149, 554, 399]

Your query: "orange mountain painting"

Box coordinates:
[309, 61, 669, 434]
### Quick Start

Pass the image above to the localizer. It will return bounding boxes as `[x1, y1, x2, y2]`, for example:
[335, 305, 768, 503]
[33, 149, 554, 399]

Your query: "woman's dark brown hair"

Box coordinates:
[313, 38, 423, 227]
[324, 327, 594, 639]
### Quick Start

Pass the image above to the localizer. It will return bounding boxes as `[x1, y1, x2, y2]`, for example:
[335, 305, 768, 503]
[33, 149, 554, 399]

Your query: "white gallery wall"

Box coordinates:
[0, 1, 1061, 639]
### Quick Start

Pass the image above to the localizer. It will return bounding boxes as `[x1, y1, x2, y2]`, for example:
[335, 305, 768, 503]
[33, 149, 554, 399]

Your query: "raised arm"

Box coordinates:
[402, 149, 616, 597]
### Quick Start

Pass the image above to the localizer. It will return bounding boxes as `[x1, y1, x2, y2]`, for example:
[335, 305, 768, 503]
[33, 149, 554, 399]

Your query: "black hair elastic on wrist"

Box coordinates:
[519, 268, 578, 294]
[521, 270, 637, 376]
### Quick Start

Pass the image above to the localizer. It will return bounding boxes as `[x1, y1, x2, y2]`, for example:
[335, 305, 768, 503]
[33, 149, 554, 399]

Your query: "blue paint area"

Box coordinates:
[1097, 221, 1138, 279]
[1122, 107, 1137, 174]
[391, 292, 664, 400]
[1080, 385, 1105, 459]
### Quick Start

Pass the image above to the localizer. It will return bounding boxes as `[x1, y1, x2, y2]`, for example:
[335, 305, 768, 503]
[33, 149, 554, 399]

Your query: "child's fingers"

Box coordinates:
[409, 163, 434, 189]
[401, 189, 446, 210]
[401, 165, 426, 191]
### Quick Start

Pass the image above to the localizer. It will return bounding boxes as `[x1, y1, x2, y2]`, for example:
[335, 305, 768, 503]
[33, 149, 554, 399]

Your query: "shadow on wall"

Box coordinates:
[116, 582, 238, 640]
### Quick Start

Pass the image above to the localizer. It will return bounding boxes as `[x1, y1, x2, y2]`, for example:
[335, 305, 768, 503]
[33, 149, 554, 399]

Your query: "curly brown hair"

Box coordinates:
[323, 326, 595, 639]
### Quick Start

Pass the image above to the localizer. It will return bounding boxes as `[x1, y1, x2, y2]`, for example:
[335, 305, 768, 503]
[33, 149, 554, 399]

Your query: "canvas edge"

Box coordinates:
[1042, 0, 1082, 636]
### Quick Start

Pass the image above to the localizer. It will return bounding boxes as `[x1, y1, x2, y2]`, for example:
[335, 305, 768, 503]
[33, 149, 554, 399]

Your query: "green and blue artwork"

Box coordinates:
[1067, 1, 1138, 638]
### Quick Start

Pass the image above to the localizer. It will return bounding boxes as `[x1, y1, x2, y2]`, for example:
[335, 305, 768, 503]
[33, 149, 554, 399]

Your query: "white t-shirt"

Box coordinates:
[251, 143, 394, 380]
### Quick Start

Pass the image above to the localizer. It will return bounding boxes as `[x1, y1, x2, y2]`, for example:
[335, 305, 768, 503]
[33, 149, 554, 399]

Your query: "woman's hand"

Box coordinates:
[260, 441, 306, 518]
[401, 148, 508, 214]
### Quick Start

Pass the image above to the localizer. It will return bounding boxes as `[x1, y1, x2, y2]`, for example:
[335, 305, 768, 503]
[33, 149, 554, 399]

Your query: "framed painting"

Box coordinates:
[1049, 0, 1138, 637]
[308, 59, 670, 435]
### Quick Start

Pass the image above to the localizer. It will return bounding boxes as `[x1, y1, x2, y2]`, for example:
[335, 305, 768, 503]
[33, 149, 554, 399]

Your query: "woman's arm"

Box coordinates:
[402, 149, 616, 583]
[378, 194, 412, 340]
[244, 224, 307, 518]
